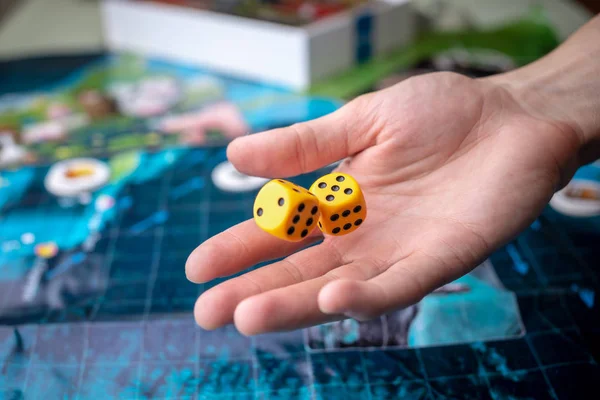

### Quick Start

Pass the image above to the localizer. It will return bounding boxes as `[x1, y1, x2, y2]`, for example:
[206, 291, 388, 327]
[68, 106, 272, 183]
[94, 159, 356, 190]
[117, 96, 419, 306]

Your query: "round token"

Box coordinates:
[44, 158, 110, 197]
[549, 179, 600, 217]
[211, 161, 268, 192]
[21, 233, 35, 245]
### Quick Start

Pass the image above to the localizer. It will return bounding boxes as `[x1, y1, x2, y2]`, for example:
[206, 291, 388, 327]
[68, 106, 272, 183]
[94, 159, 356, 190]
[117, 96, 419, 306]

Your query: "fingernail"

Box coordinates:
[343, 311, 372, 322]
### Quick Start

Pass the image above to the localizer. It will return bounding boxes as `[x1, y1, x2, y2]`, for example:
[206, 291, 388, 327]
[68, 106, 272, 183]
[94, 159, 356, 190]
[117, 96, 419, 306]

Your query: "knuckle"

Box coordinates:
[238, 274, 264, 295]
[345, 93, 383, 147]
[388, 264, 428, 303]
[281, 259, 305, 284]
[324, 270, 343, 282]
[225, 230, 251, 259]
[288, 123, 313, 173]
[349, 92, 376, 111]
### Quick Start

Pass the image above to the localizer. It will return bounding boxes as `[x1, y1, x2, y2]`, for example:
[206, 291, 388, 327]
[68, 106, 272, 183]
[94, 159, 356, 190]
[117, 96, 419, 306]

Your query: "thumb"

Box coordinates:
[226, 95, 377, 178]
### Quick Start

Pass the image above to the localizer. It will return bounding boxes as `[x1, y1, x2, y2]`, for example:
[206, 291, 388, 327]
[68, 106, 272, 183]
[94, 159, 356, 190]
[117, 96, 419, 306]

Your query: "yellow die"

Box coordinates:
[254, 179, 321, 241]
[309, 173, 366, 236]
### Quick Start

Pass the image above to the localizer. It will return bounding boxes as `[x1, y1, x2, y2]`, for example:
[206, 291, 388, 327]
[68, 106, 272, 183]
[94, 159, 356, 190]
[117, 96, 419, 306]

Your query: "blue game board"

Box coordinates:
[0, 53, 599, 399]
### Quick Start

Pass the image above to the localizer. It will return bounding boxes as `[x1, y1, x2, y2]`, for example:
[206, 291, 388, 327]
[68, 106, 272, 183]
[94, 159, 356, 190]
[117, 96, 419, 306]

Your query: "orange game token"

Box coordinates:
[34, 242, 58, 259]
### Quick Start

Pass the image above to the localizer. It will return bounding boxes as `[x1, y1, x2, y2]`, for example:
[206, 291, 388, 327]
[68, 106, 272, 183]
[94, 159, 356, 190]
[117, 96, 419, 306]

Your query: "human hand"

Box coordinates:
[185, 70, 586, 335]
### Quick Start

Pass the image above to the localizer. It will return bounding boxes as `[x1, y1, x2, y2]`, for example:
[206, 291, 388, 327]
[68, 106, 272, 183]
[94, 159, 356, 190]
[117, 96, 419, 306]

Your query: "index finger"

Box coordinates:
[226, 94, 378, 178]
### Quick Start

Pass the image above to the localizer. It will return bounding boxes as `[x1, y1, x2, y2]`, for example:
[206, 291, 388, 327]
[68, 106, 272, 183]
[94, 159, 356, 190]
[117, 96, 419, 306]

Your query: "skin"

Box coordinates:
[186, 15, 600, 336]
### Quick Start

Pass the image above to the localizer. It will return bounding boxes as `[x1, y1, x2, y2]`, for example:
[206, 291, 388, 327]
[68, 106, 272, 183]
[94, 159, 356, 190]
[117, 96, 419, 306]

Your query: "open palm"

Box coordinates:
[186, 72, 581, 335]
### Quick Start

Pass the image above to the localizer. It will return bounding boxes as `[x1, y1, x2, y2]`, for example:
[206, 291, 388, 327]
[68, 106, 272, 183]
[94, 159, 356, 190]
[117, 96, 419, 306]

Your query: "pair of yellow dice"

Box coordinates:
[253, 173, 366, 241]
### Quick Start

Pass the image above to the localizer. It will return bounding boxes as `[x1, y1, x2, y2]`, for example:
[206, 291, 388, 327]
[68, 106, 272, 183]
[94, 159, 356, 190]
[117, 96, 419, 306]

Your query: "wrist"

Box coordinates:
[497, 70, 599, 165]
[487, 15, 600, 166]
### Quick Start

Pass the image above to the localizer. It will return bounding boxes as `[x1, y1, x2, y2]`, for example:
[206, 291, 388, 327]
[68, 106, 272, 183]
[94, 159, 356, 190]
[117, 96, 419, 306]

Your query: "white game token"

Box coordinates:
[549, 179, 600, 217]
[44, 158, 111, 198]
[21, 233, 35, 245]
[211, 161, 268, 192]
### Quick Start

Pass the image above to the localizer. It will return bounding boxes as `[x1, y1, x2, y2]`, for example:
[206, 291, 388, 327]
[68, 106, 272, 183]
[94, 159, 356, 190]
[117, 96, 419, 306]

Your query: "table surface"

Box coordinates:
[0, 13, 599, 400]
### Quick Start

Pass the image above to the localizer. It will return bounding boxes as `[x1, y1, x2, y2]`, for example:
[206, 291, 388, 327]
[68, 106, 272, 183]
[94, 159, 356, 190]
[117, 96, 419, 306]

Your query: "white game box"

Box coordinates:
[101, 0, 416, 89]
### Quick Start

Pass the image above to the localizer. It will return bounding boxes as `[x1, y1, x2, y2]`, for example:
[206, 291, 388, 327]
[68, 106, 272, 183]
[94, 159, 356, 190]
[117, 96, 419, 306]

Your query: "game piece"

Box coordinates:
[549, 178, 600, 217]
[309, 172, 366, 236]
[34, 242, 58, 259]
[44, 158, 110, 198]
[212, 161, 268, 192]
[102, 0, 415, 90]
[253, 179, 320, 241]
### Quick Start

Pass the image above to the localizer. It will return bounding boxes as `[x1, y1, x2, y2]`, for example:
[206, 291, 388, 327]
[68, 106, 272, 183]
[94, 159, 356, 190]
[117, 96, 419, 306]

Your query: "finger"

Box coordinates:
[318, 253, 444, 321]
[194, 241, 343, 330]
[226, 95, 377, 178]
[232, 259, 386, 335]
[185, 219, 321, 284]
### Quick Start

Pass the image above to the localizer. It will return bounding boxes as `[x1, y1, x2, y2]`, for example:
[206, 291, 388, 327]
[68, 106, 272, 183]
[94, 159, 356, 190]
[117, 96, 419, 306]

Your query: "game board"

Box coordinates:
[1, 48, 599, 399]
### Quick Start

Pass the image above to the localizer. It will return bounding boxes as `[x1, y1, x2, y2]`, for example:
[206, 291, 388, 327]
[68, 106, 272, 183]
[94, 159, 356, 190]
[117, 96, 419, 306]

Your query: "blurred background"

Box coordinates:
[0, 0, 596, 65]
[0, 2, 599, 399]
[0, 0, 597, 96]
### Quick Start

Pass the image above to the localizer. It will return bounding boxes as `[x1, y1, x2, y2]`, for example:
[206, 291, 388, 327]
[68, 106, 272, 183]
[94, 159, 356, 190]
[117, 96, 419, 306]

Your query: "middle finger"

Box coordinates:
[232, 258, 387, 335]
[193, 240, 343, 329]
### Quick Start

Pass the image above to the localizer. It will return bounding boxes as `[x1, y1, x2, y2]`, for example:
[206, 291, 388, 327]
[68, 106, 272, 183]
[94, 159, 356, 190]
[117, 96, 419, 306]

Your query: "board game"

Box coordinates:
[101, 0, 415, 89]
[136, 0, 371, 26]
[1, 24, 599, 399]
